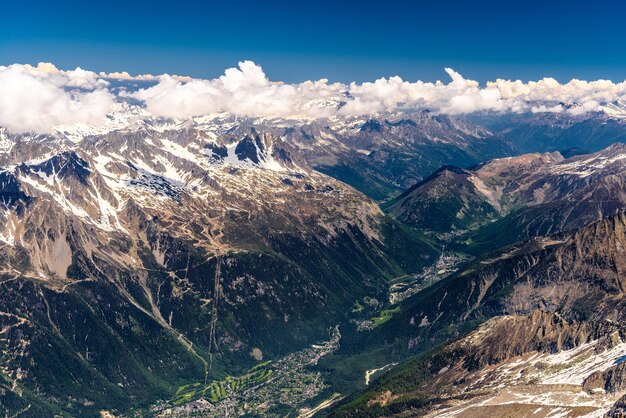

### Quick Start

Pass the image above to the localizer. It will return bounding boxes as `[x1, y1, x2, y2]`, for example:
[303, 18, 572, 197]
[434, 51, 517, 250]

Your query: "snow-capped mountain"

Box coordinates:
[12, 102, 515, 201]
[600, 100, 626, 119]
[3, 102, 626, 416]
[0, 109, 445, 416]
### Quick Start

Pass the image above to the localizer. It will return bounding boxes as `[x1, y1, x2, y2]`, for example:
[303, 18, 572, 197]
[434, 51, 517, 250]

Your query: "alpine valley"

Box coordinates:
[3, 98, 626, 418]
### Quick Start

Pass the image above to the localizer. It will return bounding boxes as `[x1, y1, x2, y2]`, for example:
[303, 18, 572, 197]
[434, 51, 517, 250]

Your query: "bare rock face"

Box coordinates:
[583, 362, 626, 394]
[462, 311, 595, 371]
[608, 394, 626, 417]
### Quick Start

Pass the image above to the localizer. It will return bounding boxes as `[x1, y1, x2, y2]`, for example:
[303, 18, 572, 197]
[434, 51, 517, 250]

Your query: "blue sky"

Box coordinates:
[1, 0, 625, 82]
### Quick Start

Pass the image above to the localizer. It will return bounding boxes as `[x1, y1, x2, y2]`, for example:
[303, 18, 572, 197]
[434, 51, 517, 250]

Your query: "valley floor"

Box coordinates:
[145, 327, 341, 417]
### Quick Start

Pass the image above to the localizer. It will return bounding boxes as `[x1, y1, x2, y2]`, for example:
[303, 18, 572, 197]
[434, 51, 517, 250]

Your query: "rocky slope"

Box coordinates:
[334, 312, 626, 417]
[0, 119, 439, 416]
[329, 212, 626, 417]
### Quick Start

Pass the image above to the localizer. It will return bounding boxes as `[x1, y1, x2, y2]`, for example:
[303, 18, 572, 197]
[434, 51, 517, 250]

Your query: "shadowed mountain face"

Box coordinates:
[388, 144, 626, 253]
[330, 212, 626, 417]
[403, 211, 626, 331]
[385, 165, 501, 232]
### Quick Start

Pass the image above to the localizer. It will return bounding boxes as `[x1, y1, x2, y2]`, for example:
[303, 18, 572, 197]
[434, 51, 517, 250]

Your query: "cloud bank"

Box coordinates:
[129, 63, 626, 120]
[0, 63, 114, 133]
[1, 61, 626, 133]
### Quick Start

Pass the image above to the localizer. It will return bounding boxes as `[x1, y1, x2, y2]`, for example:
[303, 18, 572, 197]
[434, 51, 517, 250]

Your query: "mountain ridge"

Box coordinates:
[329, 211, 626, 417]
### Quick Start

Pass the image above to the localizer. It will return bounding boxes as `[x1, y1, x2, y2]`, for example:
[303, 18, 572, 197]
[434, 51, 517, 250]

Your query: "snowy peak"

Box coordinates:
[19, 151, 91, 185]
[554, 142, 626, 178]
[235, 135, 265, 164]
[206, 132, 296, 172]
[600, 100, 626, 119]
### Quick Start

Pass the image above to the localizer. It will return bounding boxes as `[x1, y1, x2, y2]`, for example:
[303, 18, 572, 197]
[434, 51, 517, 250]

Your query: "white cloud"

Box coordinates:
[22, 62, 109, 89]
[2, 60, 626, 134]
[99, 70, 135, 81]
[131, 60, 320, 119]
[98, 70, 192, 82]
[0, 64, 115, 133]
[132, 61, 626, 120]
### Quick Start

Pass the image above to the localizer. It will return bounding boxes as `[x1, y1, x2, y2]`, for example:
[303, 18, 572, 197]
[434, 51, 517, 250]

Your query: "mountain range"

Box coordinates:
[2, 101, 626, 416]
